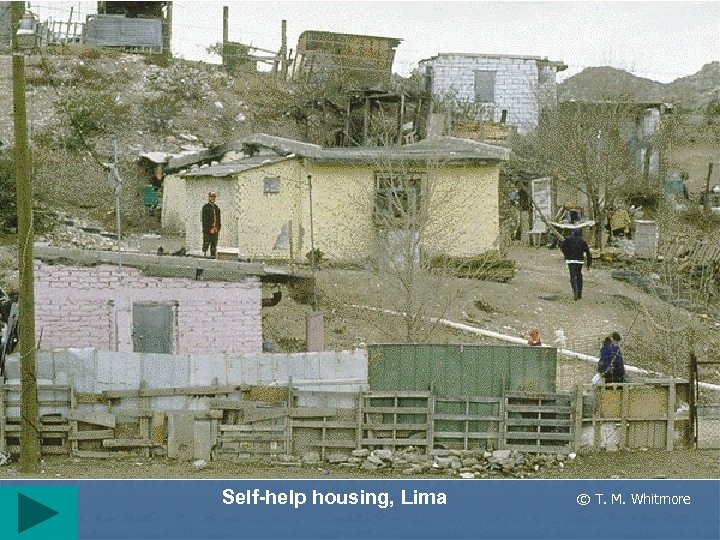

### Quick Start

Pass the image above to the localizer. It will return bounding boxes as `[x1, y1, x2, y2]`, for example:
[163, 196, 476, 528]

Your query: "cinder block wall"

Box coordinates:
[420, 54, 559, 133]
[34, 261, 262, 354]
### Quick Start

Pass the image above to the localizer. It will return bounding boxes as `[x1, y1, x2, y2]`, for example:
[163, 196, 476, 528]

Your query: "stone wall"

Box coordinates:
[420, 54, 561, 133]
[34, 260, 262, 355]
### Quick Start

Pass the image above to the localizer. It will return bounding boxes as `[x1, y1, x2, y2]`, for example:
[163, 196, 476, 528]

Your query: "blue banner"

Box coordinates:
[1, 479, 718, 540]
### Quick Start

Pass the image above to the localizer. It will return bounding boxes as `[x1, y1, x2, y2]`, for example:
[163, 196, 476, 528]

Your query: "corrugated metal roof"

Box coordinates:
[181, 155, 291, 178]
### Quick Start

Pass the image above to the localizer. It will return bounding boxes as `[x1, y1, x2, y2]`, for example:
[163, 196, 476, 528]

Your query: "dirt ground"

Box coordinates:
[1, 237, 719, 480]
[1, 449, 717, 480]
[263, 244, 720, 388]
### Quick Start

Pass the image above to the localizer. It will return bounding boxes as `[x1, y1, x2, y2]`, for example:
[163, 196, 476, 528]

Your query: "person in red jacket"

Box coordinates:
[527, 328, 542, 346]
[201, 191, 221, 258]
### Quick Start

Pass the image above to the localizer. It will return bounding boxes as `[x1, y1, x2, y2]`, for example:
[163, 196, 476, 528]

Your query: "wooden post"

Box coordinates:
[345, 97, 352, 146]
[363, 97, 369, 145]
[162, 1, 173, 61]
[12, 1, 39, 473]
[69, 380, 78, 456]
[427, 383, 435, 452]
[666, 382, 676, 451]
[574, 383, 584, 452]
[138, 381, 150, 458]
[355, 391, 362, 450]
[222, 6, 229, 69]
[280, 19, 288, 78]
[397, 92, 405, 145]
[0, 384, 6, 453]
[704, 163, 714, 215]
[619, 385, 629, 450]
[689, 353, 697, 448]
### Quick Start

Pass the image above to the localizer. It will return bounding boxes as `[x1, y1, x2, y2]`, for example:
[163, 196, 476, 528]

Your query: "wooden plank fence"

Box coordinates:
[359, 391, 432, 451]
[502, 392, 575, 454]
[432, 396, 503, 450]
[0, 382, 695, 459]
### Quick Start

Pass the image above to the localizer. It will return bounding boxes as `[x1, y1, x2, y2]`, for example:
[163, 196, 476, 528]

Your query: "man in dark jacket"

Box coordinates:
[559, 228, 592, 300]
[201, 191, 221, 258]
[598, 332, 626, 383]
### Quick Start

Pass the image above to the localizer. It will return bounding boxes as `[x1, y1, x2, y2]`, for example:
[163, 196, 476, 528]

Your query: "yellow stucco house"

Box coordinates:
[162, 134, 510, 263]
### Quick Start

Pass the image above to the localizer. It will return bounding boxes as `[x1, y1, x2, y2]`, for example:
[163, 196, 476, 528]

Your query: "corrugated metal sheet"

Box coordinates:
[367, 344, 556, 397]
[83, 15, 162, 49]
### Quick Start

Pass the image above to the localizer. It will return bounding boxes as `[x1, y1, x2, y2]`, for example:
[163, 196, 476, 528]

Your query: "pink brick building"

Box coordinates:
[32, 247, 296, 355]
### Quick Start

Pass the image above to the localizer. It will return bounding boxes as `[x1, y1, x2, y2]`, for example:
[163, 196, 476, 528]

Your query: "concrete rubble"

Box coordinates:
[224, 448, 569, 479]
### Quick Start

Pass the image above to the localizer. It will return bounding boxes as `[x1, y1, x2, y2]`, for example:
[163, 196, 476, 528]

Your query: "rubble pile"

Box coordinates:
[262, 448, 575, 478]
[36, 211, 134, 252]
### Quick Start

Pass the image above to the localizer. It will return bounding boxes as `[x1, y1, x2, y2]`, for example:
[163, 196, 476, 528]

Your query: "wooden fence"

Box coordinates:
[0, 381, 696, 460]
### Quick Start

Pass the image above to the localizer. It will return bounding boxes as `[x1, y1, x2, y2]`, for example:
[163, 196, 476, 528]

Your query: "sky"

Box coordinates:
[29, 1, 720, 83]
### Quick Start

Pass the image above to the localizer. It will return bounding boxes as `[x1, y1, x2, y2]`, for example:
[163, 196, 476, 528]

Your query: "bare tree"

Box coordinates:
[316, 150, 512, 343]
[514, 101, 655, 247]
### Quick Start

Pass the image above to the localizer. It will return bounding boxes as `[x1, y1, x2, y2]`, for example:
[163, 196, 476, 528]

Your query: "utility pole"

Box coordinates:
[222, 6, 229, 70]
[12, 1, 39, 472]
[162, 1, 173, 62]
[108, 139, 123, 269]
[280, 19, 287, 78]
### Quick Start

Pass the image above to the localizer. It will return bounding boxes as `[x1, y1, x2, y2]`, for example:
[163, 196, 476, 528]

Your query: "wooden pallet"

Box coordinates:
[1, 384, 72, 456]
[212, 385, 292, 460]
[359, 391, 432, 450]
[289, 390, 360, 460]
[433, 396, 503, 451]
[502, 392, 575, 454]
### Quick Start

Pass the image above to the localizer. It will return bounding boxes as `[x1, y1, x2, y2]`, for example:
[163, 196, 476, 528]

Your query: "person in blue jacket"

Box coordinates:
[598, 332, 626, 383]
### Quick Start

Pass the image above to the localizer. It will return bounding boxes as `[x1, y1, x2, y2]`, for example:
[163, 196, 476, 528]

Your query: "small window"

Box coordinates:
[263, 176, 281, 194]
[474, 70, 496, 102]
[373, 172, 423, 227]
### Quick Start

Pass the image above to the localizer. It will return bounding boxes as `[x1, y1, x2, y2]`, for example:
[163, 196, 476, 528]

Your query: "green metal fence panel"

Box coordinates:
[367, 344, 556, 398]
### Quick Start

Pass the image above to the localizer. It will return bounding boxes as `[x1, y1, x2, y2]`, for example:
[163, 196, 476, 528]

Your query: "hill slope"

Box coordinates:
[559, 62, 720, 110]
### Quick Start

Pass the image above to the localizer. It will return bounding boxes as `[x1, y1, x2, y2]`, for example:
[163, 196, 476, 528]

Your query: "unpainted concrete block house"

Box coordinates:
[418, 53, 567, 134]
[32, 246, 296, 355]
[162, 133, 510, 264]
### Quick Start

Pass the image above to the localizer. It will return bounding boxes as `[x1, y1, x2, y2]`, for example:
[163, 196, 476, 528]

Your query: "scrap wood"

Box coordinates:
[66, 411, 116, 428]
[102, 438, 153, 448]
[70, 429, 115, 440]
[102, 385, 243, 399]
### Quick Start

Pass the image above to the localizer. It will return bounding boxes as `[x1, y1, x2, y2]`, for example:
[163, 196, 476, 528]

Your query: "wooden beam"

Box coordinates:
[70, 430, 114, 440]
[103, 438, 154, 448]
[66, 411, 116, 428]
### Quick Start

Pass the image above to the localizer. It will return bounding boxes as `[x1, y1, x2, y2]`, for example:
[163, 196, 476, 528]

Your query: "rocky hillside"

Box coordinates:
[0, 47, 302, 232]
[559, 61, 720, 111]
